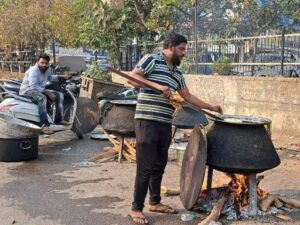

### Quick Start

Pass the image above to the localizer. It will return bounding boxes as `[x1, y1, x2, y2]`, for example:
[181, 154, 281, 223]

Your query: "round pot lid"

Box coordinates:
[210, 114, 272, 126]
[109, 100, 137, 105]
[180, 125, 207, 210]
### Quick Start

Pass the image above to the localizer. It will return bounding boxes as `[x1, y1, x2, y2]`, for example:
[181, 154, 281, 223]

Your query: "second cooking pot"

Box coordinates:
[101, 100, 137, 137]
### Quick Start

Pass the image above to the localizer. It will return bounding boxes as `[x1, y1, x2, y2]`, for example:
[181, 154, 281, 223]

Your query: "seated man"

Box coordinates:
[19, 53, 71, 134]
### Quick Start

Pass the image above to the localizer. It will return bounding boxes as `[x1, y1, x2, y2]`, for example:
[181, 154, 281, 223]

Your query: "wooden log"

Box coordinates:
[88, 152, 110, 162]
[198, 194, 226, 225]
[274, 198, 284, 208]
[260, 194, 277, 211]
[160, 186, 180, 196]
[97, 154, 118, 163]
[88, 147, 117, 162]
[124, 139, 136, 156]
[277, 195, 300, 208]
[123, 152, 136, 162]
[105, 131, 119, 146]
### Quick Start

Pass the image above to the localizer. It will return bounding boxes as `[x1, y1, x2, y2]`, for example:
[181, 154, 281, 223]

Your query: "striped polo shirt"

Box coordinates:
[135, 52, 187, 124]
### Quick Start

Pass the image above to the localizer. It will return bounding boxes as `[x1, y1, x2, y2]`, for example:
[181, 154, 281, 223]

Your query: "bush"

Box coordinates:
[83, 62, 112, 81]
[212, 57, 233, 75]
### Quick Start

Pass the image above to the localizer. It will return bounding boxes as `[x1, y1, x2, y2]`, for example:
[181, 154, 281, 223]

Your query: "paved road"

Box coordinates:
[0, 128, 299, 225]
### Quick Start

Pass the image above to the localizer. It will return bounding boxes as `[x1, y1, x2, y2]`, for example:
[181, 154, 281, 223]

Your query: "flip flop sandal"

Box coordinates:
[128, 214, 149, 225]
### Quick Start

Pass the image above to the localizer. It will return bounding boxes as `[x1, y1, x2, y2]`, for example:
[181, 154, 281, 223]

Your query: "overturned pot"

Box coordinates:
[101, 100, 136, 137]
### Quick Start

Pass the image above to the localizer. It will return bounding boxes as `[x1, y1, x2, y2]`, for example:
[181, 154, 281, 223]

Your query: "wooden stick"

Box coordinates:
[260, 194, 277, 211]
[97, 154, 118, 163]
[274, 199, 284, 208]
[88, 147, 117, 162]
[124, 139, 136, 156]
[160, 186, 180, 196]
[108, 67, 223, 121]
[123, 152, 136, 162]
[198, 194, 227, 225]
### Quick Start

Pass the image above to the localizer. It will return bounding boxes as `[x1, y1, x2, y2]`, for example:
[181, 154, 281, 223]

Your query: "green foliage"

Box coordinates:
[48, 0, 80, 47]
[212, 57, 233, 75]
[83, 62, 112, 81]
[179, 55, 193, 74]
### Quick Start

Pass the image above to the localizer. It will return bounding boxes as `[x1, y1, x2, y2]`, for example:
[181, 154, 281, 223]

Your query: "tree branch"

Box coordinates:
[133, 0, 147, 28]
[168, 4, 192, 18]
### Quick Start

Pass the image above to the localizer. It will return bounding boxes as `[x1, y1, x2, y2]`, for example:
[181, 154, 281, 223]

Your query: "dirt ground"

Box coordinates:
[0, 127, 299, 225]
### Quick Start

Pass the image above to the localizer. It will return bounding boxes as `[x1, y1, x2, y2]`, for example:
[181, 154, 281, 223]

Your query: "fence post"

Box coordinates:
[194, 0, 198, 74]
[281, 28, 285, 76]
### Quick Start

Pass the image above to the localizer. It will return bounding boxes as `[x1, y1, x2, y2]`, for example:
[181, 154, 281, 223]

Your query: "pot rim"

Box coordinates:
[209, 114, 272, 126]
[109, 100, 137, 105]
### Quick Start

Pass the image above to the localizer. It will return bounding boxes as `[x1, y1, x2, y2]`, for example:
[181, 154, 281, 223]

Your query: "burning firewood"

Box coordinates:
[198, 193, 227, 225]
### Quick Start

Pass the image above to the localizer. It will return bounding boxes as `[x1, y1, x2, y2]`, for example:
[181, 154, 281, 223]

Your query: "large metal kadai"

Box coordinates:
[207, 115, 281, 174]
[0, 136, 39, 162]
[172, 104, 209, 129]
[101, 100, 136, 137]
[0, 113, 40, 162]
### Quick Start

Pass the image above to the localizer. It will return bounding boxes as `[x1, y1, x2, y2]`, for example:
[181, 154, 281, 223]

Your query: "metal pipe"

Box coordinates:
[280, 28, 285, 76]
[194, 0, 198, 74]
[248, 174, 257, 217]
[206, 166, 213, 196]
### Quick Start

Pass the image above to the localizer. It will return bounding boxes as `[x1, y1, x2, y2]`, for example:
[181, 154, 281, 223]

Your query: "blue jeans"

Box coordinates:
[23, 90, 64, 126]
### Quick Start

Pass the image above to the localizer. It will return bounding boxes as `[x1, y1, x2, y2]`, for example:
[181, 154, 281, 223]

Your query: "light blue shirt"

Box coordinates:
[19, 64, 59, 95]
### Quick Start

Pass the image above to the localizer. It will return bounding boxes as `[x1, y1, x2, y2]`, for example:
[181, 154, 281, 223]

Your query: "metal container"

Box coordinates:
[0, 136, 39, 162]
[101, 100, 136, 136]
[207, 115, 280, 174]
[172, 104, 208, 129]
[0, 113, 41, 138]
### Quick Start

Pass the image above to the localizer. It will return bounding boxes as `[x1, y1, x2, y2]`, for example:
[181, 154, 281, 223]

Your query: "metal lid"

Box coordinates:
[73, 97, 100, 134]
[180, 125, 207, 210]
[210, 114, 272, 126]
[172, 104, 209, 129]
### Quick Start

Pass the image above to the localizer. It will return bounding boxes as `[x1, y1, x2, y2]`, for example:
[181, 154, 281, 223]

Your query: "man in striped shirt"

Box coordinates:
[128, 32, 222, 225]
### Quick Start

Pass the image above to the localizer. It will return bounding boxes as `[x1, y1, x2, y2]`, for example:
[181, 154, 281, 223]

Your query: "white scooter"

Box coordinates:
[0, 79, 100, 139]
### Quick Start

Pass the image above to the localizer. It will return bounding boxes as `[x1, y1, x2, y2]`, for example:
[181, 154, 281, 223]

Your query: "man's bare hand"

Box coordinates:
[211, 105, 223, 114]
[159, 85, 171, 98]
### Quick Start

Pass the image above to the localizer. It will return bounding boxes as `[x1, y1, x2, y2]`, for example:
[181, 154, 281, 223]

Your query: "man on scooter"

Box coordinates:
[19, 53, 71, 134]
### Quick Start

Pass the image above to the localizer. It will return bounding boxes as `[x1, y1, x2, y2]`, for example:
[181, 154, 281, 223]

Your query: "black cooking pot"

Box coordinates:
[101, 100, 136, 137]
[0, 136, 39, 162]
[172, 104, 208, 129]
[207, 115, 280, 174]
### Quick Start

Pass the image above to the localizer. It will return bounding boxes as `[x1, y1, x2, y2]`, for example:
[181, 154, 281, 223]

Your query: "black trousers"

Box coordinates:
[132, 119, 172, 211]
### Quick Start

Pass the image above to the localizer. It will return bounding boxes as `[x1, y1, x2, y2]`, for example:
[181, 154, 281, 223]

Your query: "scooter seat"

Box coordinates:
[5, 93, 33, 103]
[0, 84, 32, 103]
